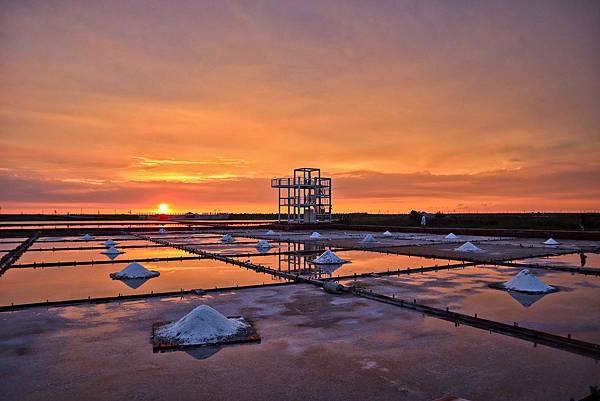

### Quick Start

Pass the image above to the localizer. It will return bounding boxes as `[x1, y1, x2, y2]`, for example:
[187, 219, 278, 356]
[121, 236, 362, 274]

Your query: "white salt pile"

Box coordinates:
[102, 239, 118, 246]
[266, 230, 275, 235]
[454, 242, 482, 252]
[310, 232, 322, 239]
[155, 305, 248, 345]
[255, 239, 272, 250]
[102, 246, 124, 255]
[445, 233, 458, 239]
[221, 234, 235, 243]
[111, 262, 160, 279]
[383, 231, 393, 237]
[503, 269, 555, 293]
[543, 238, 560, 245]
[81, 234, 94, 241]
[158, 228, 167, 234]
[313, 250, 347, 264]
[361, 234, 376, 243]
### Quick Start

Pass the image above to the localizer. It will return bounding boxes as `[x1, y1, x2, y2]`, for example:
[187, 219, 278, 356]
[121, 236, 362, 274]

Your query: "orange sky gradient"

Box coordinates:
[1, 1, 599, 213]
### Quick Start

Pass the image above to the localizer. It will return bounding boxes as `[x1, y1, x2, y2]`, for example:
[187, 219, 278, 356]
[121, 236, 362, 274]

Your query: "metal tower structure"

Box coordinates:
[271, 167, 332, 223]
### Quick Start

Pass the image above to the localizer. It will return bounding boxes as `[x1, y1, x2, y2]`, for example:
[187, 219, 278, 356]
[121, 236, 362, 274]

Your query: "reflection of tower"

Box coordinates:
[271, 168, 332, 223]
[277, 242, 325, 275]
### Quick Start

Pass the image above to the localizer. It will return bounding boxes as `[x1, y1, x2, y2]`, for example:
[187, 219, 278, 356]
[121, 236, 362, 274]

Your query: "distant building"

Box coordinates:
[271, 167, 332, 223]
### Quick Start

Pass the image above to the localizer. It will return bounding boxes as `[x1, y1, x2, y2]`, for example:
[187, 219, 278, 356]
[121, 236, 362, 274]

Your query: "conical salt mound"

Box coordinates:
[266, 230, 275, 235]
[221, 234, 235, 243]
[313, 250, 347, 264]
[111, 262, 160, 279]
[81, 234, 94, 241]
[454, 242, 482, 252]
[158, 228, 167, 234]
[445, 233, 458, 239]
[102, 245, 124, 255]
[361, 234, 376, 243]
[543, 238, 560, 245]
[256, 239, 272, 249]
[383, 231, 393, 237]
[310, 232, 322, 239]
[102, 239, 118, 246]
[155, 305, 249, 345]
[503, 269, 555, 293]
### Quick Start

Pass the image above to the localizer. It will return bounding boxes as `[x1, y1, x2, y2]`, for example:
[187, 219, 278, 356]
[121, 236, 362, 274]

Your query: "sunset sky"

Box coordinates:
[1, 0, 599, 213]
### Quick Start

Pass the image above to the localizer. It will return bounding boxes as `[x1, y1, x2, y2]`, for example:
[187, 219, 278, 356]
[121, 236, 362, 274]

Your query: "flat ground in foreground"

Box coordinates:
[1, 285, 597, 401]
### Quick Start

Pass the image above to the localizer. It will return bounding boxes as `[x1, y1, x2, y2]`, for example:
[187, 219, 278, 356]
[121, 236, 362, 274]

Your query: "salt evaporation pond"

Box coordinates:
[0, 258, 287, 305]
[196, 241, 302, 255]
[516, 252, 600, 269]
[29, 239, 154, 250]
[248, 250, 455, 277]
[0, 237, 27, 245]
[15, 246, 193, 265]
[341, 265, 600, 343]
[1, 285, 596, 401]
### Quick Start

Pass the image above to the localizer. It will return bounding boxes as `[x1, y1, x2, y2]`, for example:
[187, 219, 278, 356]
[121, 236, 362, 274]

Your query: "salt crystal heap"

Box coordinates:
[454, 242, 482, 252]
[543, 238, 560, 246]
[221, 234, 235, 243]
[361, 234, 376, 243]
[313, 250, 348, 265]
[310, 232, 322, 239]
[110, 262, 160, 279]
[255, 239, 272, 250]
[383, 231, 393, 237]
[154, 305, 249, 345]
[266, 230, 275, 235]
[102, 245, 124, 255]
[158, 228, 167, 234]
[102, 239, 118, 247]
[81, 234, 94, 241]
[503, 269, 555, 293]
[445, 233, 458, 240]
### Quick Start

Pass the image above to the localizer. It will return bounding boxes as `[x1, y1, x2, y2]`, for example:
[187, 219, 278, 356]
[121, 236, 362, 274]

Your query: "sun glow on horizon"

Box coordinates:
[158, 203, 170, 214]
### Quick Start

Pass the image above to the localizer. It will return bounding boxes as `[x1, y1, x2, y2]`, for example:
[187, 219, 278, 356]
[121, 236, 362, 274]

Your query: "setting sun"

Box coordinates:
[158, 203, 170, 214]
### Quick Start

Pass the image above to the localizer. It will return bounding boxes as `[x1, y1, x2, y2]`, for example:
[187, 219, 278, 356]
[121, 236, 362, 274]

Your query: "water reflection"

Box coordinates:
[315, 263, 344, 277]
[276, 242, 325, 275]
[0, 258, 285, 306]
[103, 252, 121, 261]
[253, 250, 453, 278]
[519, 252, 600, 269]
[506, 291, 548, 308]
[119, 278, 150, 289]
[580, 252, 587, 267]
[183, 345, 221, 360]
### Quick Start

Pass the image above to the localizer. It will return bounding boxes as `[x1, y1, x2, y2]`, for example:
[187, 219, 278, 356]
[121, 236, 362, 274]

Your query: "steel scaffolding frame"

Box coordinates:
[271, 167, 332, 223]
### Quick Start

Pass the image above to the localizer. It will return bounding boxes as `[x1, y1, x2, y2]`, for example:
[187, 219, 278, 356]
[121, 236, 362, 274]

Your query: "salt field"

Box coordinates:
[1, 222, 599, 401]
[0, 258, 287, 306]
[341, 265, 600, 343]
[1, 285, 599, 401]
[248, 250, 456, 278]
[4, 0, 599, 398]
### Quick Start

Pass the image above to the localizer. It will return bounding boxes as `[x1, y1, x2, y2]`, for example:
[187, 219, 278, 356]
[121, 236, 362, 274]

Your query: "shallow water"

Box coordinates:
[249, 250, 455, 277]
[517, 252, 600, 269]
[0, 258, 284, 305]
[1, 285, 597, 401]
[341, 265, 600, 343]
[15, 246, 193, 265]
